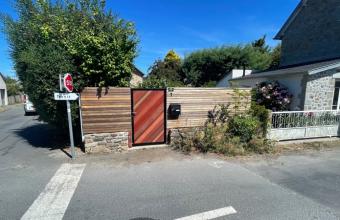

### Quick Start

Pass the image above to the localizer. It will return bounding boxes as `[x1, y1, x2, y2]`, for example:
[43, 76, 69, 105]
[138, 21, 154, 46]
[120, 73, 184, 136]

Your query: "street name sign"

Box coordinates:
[54, 92, 79, 101]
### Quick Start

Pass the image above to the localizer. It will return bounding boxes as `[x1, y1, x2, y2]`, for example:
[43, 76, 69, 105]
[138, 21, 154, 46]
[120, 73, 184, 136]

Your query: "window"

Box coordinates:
[332, 81, 340, 110]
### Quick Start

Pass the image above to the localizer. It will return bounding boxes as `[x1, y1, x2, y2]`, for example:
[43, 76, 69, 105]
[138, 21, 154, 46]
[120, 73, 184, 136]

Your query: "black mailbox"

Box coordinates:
[169, 103, 181, 118]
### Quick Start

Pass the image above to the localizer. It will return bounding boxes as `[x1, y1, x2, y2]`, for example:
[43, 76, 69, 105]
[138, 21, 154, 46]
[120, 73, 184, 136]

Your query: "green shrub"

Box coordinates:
[198, 123, 228, 153]
[138, 75, 184, 89]
[137, 75, 168, 89]
[249, 102, 270, 137]
[228, 115, 260, 142]
[172, 103, 275, 156]
[254, 81, 292, 111]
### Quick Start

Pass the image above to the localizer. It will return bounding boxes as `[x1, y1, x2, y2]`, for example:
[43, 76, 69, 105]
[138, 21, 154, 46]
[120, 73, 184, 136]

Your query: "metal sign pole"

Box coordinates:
[59, 74, 63, 92]
[57, 73, 76, 159]
[66, 100, 75, 159]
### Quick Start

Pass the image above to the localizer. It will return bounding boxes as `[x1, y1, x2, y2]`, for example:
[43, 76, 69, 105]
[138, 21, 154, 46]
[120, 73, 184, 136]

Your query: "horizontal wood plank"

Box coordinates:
[81, 87, 132, 134]
[167, 88, 251, 128]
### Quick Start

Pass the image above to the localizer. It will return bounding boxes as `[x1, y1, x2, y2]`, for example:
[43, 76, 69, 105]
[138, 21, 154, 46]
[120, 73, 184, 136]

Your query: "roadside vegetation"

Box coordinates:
[3, 75, 22, 96]
[140, 36, 281, 88]
[2, 0, 138, 129]
[172, 90, 276, 156]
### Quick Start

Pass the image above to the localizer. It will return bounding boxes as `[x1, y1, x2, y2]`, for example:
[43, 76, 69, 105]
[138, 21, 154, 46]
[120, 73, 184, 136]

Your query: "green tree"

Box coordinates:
[2, 0, 138, 127]
[164, 49, 181, 63]
[269, 44, 281, 69]
[147, 50, 184, 86]
[182, 44, 272, 87]
[251, 35, 270, 53]
[3, 75, 22, 96]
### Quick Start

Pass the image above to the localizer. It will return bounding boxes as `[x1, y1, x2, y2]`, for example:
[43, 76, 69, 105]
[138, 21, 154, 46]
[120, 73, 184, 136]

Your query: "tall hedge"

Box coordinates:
[2, 0, 138, 128]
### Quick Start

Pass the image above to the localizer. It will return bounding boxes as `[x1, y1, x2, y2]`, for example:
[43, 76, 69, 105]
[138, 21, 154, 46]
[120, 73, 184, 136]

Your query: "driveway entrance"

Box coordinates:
[131, 89, 166, 146]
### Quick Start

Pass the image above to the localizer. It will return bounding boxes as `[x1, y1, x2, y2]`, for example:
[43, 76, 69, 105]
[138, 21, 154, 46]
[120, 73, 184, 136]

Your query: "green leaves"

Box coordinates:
[3, 0, 138, 127]
[181, 36, 282, 87]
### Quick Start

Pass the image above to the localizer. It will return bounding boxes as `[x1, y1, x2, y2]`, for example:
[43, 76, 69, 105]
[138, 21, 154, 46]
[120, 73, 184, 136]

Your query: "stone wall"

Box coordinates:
[304, 70, 336, 110]
[84, 132, 129, 153]
[280, 0, 340, 67]
[169, 127, 202, 145]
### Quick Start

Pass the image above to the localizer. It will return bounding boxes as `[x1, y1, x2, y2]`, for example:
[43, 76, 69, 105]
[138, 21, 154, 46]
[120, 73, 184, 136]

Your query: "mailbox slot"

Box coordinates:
[168, 103, 181, 118]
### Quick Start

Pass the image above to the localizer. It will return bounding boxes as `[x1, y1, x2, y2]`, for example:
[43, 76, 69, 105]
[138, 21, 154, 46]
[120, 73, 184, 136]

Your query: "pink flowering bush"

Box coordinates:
[254, 81, 293, 111]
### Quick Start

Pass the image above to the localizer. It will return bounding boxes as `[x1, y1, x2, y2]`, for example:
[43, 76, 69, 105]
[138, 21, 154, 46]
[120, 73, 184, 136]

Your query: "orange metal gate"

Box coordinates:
[131, 89, 166, 146]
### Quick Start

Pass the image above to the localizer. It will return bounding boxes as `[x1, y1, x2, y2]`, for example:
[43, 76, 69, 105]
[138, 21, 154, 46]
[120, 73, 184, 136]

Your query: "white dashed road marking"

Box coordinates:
[174, 206, 237, 220]
[208, 161, 225, 169]
[21, 163, 86, 220]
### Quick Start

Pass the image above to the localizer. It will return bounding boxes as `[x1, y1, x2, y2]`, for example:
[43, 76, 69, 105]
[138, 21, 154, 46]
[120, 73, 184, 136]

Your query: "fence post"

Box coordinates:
[266, 110, 272, 140]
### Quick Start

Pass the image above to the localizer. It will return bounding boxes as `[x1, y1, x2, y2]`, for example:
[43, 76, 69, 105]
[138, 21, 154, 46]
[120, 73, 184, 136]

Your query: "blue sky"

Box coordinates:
[0, 0, 300, 77]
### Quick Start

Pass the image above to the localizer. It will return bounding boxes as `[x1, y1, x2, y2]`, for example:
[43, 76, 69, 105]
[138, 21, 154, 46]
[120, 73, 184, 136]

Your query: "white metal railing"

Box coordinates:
[271, 110, 340, 129]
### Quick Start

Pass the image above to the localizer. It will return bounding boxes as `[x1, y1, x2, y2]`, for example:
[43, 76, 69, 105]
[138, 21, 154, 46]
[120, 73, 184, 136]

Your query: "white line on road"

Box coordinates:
[21, 163, 86, 220]
[208, 161, 225, 169]
[174, 206, 237, 220]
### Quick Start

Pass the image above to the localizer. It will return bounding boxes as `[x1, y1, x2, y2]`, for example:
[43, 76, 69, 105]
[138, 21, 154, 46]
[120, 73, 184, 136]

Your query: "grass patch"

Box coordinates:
[277, 139, 340, 153]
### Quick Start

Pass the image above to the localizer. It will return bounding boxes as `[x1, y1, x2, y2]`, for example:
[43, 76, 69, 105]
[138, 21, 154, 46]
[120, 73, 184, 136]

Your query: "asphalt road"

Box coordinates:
[0, 105, 340, 219]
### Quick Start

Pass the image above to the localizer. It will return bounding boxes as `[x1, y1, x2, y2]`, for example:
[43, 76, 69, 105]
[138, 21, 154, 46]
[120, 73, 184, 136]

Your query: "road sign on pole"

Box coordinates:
[54, 93, 79, 101]
[55, 73, 77, 159]
[63, 73, 73, 92]
[66, 100, 75, 159]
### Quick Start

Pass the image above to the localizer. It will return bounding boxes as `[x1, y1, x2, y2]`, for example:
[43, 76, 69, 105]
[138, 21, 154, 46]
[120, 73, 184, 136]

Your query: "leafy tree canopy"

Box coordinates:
[146, 50, 184, 87]
[181, 36, 280, 87]
[2, 0, 138, 127]
[3, 75, 22, 96]
[269, 44, 281, 70]
[251, 35, 270, 53]
[164, 50, 181, 63]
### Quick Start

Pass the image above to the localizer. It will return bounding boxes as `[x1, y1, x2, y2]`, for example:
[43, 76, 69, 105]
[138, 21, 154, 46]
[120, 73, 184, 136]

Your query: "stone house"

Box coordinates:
[230, 0, 340, 111]
[0, 73, 8, 106]
[130, 66, 144, 87]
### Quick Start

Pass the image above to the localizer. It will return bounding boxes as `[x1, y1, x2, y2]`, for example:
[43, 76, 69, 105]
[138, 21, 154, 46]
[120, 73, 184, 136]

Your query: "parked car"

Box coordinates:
[24, 95, 36, 115]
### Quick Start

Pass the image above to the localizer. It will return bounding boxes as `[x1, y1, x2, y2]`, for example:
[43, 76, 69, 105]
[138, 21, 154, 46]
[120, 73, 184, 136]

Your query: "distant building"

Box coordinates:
[130, 67, 144, 87]
[230, 0, 340, 111]
[216, 69, 252, 88]
[0, 73, 8, 106]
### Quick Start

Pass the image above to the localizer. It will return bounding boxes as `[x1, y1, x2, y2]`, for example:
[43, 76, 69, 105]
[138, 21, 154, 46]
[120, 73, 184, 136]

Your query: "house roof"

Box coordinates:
[274, 0, 308, 40]
[133, 66, 144, 77]
[0, 73, 5, 83]
[231, 58, 340, 81]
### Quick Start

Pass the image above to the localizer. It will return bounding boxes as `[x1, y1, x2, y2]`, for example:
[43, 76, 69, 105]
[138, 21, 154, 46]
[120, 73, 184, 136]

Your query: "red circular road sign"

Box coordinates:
[63, 73, 73, 92]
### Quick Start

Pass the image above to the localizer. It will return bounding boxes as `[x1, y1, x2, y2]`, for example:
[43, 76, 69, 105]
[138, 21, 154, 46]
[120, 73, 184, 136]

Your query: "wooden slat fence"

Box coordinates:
[81, 87, 131, 134]
[81, 87, 251, 135]
[167, 88, 251, 128]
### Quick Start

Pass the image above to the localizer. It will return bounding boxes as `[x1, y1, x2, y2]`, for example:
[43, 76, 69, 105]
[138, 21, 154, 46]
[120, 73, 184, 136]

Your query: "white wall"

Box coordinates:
[216, 69, 252, 87]
[0, 76, 8, 106]
[231, 73, 304, 110]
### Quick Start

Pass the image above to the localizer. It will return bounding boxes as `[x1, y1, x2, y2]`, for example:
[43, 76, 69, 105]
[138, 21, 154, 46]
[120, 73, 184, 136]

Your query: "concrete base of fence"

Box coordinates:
[268, 125, 340, 141]
[84, 132, 129, 153]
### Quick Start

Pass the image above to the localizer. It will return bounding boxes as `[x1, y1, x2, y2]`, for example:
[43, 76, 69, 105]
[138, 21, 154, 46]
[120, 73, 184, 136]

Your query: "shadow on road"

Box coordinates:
[14, 122, 71, 152]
